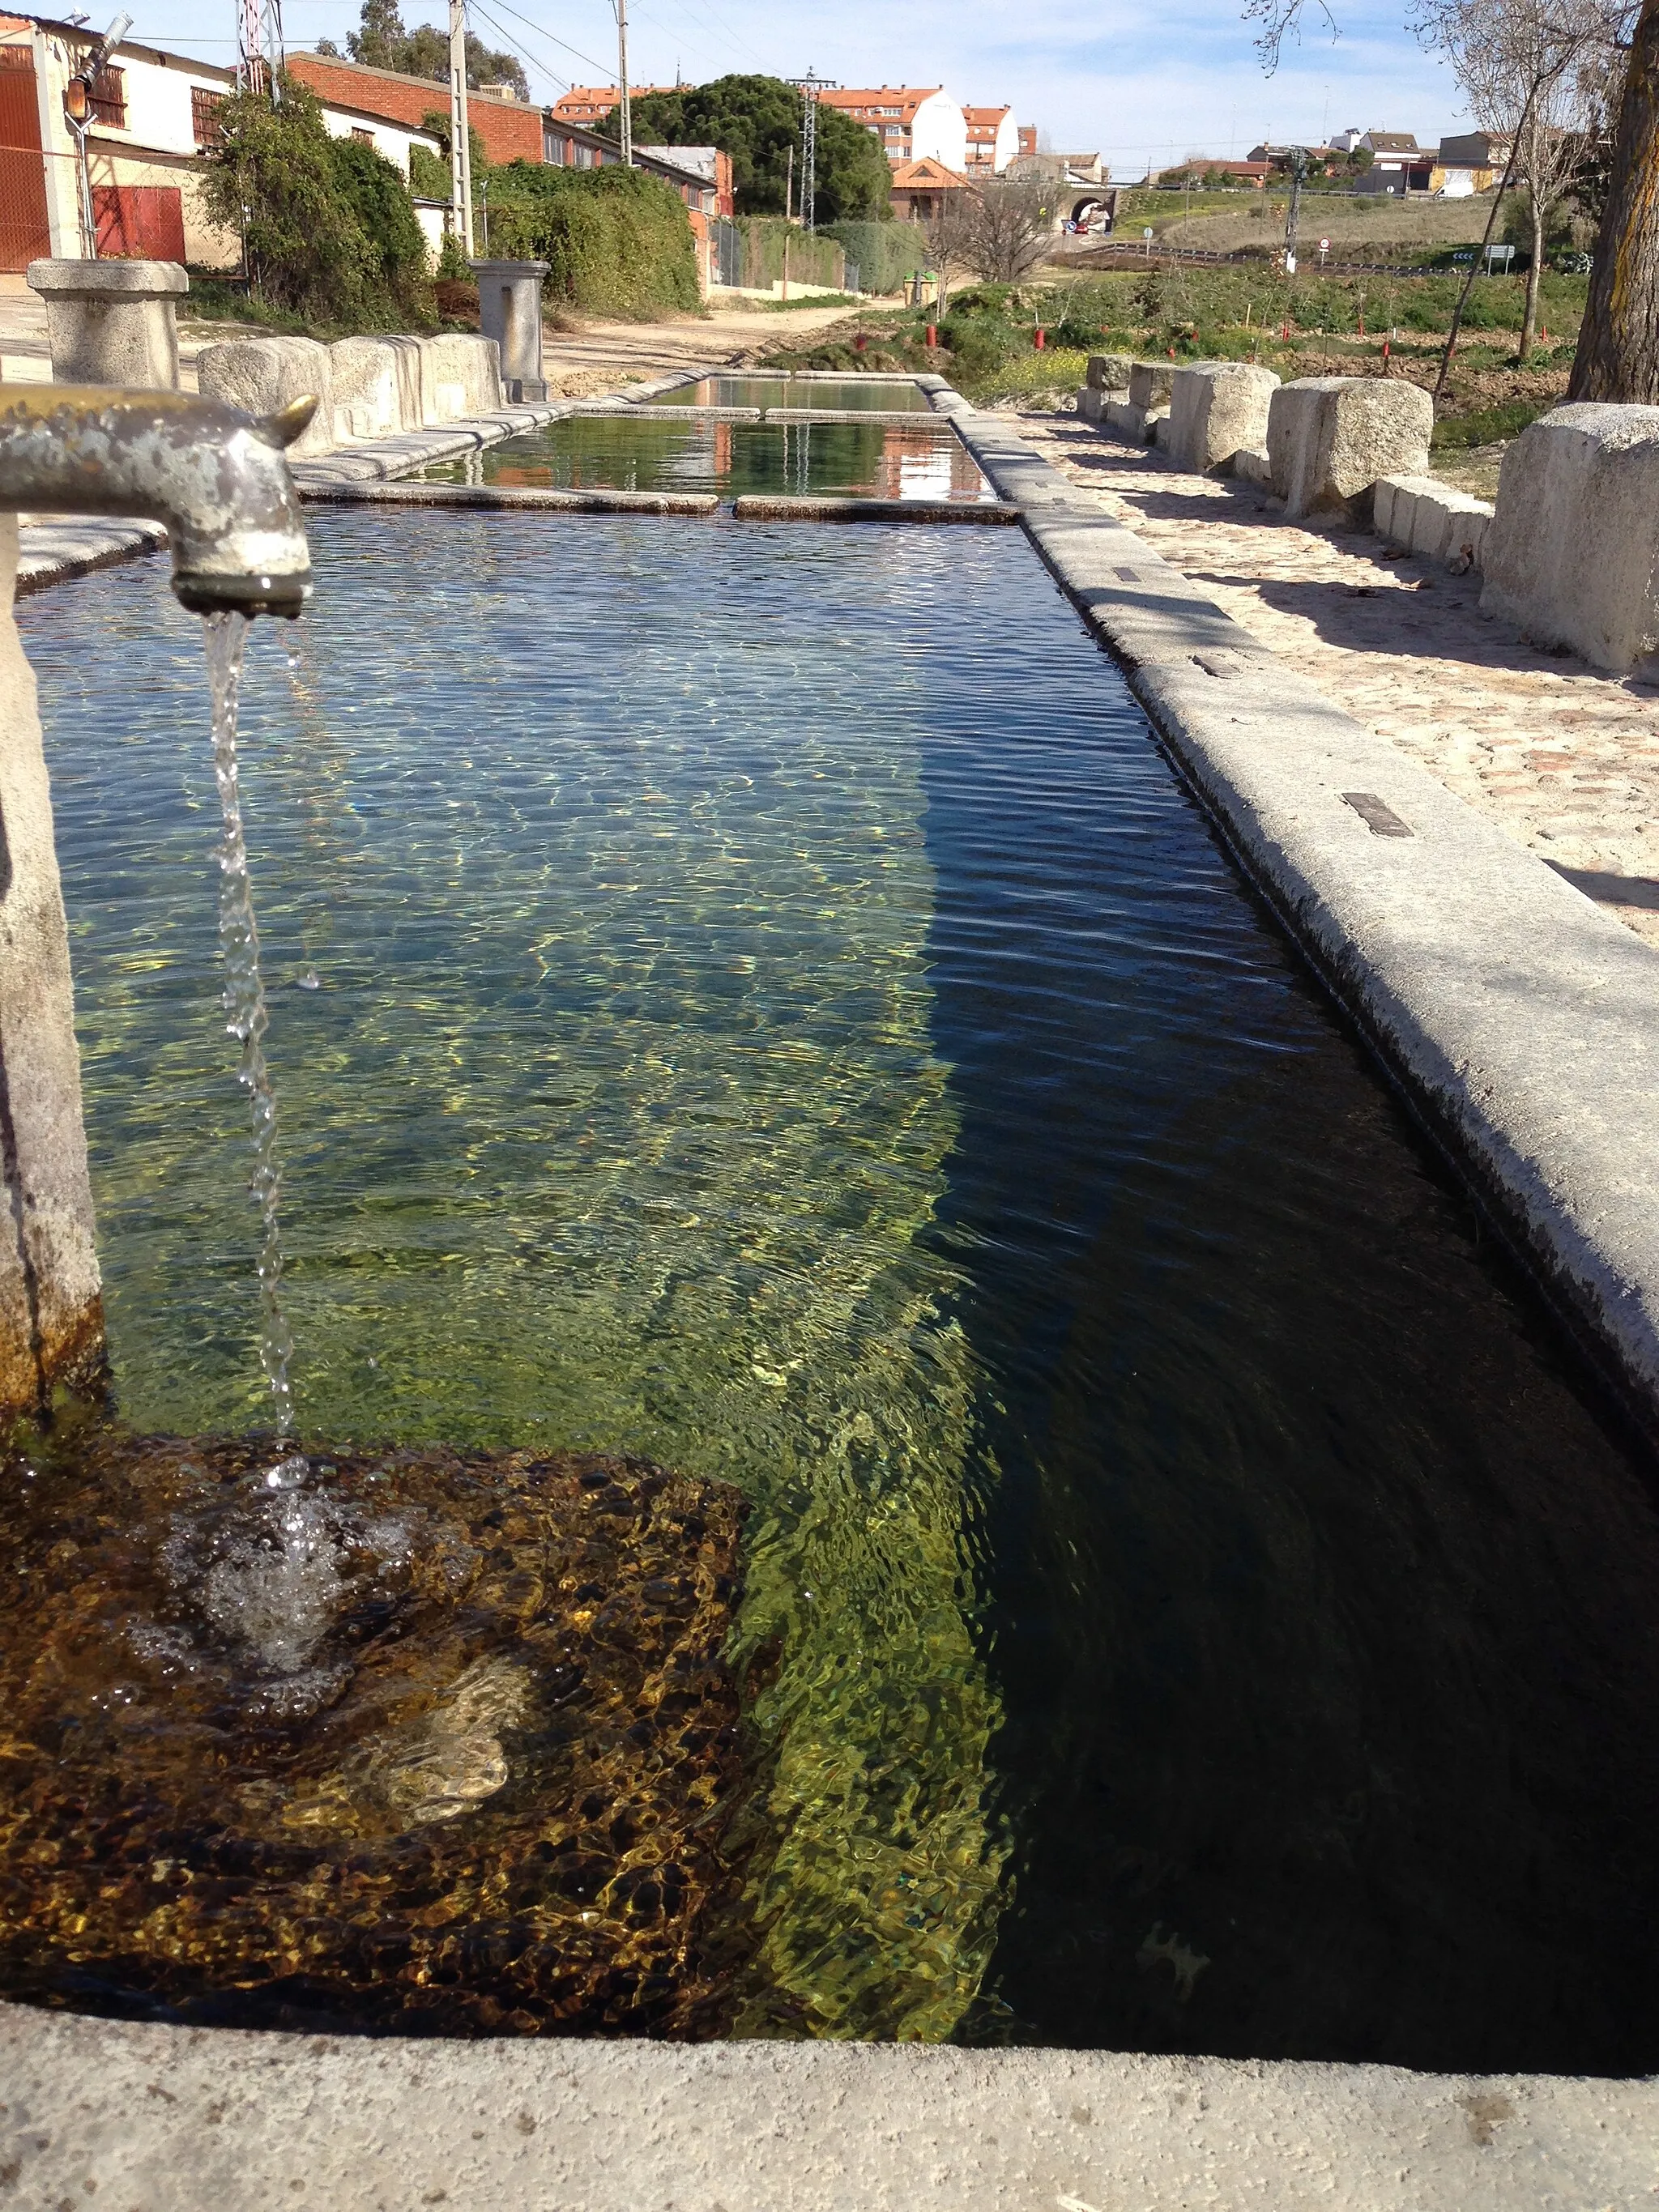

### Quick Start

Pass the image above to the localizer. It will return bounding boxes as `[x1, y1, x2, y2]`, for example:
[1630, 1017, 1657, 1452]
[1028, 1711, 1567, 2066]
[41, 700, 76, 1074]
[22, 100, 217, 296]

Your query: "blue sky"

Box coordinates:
[118, 0, 1476, 172]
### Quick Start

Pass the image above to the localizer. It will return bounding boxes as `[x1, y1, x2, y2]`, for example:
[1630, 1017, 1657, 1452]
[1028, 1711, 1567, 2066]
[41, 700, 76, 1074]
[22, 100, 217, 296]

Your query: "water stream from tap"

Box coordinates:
[203, 612, 296, 1435]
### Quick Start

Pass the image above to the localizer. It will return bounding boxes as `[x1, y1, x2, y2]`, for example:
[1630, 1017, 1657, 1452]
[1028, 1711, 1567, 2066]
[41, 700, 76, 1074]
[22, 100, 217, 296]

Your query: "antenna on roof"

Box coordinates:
[236, 0, 284, 98]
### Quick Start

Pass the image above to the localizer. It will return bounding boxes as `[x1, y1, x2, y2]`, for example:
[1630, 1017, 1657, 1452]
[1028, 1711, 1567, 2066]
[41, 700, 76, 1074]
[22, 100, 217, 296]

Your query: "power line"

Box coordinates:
[464, 0, 616, 83]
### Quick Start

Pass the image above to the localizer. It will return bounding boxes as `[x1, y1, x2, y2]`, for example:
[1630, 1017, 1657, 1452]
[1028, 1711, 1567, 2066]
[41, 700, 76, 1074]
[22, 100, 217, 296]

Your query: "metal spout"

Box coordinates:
[0, 384, 314, 619]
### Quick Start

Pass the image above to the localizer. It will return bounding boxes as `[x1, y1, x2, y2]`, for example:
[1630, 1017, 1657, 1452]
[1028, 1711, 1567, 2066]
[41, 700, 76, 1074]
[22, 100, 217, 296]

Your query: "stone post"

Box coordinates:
[470, 260, 549, 403]
[26, 260, 189, 391]
[0, 514, 104, 1412]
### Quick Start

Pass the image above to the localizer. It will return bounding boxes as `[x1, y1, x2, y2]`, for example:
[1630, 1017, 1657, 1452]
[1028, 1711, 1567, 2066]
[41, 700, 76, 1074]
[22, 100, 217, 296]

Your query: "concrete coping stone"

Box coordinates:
[14, 517, 168, 597]
[592, 403, 761, 420]
[762, 407, 939, 424]
[6, 2006, 1659, 2210]
[947, 395, 1659, 1425]
[27, 258, 188, 297]
[303, 481, 719, 517]
[731, 495, 1020, 523]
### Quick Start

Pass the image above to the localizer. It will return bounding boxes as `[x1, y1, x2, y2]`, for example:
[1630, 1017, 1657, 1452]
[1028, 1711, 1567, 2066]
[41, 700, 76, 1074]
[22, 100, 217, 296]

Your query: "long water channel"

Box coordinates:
[13, 503, 1659, 2067]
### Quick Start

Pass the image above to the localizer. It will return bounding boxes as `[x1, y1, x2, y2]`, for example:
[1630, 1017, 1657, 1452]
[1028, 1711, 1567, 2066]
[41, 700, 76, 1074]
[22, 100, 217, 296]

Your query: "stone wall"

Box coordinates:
[195, 335, 505, 460]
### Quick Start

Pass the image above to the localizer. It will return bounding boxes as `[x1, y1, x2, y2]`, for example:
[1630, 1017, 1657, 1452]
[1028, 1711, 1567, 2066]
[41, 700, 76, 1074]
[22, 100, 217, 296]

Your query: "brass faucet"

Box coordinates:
[0, 385, 315, 618]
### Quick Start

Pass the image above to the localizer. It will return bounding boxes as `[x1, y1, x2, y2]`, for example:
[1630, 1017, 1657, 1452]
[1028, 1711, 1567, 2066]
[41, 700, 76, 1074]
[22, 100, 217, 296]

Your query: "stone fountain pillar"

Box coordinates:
[0, 516, 104, 1409]
[28, 260, 188, 391]
[469, 260, 549, 403]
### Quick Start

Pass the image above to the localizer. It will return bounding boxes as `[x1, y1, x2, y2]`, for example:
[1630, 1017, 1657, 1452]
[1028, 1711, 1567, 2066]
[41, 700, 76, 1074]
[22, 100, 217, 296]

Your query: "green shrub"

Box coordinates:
[325, 131, 435, 324]
[202, 79, 434, 330]
[484, 161, 699, 318]
[1431, 397, 1551, 450]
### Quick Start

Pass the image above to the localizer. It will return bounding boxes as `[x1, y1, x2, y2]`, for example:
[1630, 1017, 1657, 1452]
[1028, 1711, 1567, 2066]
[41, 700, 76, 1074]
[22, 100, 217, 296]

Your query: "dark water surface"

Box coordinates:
[418, 411, 991, 502]
[19, 513, 1659, 2065]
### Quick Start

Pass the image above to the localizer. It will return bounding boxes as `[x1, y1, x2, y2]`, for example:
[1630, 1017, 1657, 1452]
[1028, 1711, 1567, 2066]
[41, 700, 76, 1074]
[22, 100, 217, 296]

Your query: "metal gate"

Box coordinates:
[710, 216, 741, 290]
[0, 47, 52, 275]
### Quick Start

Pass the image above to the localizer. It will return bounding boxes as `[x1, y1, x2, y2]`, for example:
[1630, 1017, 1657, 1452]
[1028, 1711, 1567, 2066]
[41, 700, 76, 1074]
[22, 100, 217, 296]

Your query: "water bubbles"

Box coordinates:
[296, 969, 321, 991]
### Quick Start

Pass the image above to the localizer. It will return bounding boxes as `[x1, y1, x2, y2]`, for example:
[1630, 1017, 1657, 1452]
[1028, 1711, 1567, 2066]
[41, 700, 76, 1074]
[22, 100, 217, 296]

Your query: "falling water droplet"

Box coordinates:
[203, 611, 296, 1438]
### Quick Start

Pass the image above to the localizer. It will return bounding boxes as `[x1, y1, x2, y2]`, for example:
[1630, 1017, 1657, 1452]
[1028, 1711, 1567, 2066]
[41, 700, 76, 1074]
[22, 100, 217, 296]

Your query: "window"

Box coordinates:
[87, 62, 125, 127]
[351, 125, 373, 143]
[191, 85, 225, 147]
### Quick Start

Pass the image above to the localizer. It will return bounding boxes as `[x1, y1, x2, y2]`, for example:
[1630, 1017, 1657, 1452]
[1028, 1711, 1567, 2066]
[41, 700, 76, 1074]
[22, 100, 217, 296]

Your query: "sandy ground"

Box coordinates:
[1000, 406, 1659, 943]
[0, 278, 856, 397]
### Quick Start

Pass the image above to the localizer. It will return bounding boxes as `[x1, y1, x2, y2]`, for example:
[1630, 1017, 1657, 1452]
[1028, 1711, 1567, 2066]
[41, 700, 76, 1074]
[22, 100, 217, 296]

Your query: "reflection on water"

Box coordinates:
[654, 376, 930, 411]
[19, 513, 1659, 2067]
[420, 414, 992, 502]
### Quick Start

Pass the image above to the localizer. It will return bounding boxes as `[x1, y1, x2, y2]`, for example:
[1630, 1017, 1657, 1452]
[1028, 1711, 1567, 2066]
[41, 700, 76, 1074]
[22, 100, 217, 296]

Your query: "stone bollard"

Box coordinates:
[1480, 403, 1659, 671]
[1266, 376, 1432, 522]
[196, 336, 335, 458]
[329, 337, 407, 442]
[470, 260, 548, 403]
[0, 514, 105, 1412]
[1128, 361, 1174, 411]
[1086, 353, 1133, 394]
[26, 259, 187, 390]
[1168, 362, 1280, 475]
[416, 334, 505, 424]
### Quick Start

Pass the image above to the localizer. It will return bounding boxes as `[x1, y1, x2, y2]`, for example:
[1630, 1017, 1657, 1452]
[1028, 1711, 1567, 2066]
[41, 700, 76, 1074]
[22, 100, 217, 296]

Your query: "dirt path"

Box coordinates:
[540, 304, 857, 394]
[0, 277, 857, 398]
[997, 407, 1659, 944]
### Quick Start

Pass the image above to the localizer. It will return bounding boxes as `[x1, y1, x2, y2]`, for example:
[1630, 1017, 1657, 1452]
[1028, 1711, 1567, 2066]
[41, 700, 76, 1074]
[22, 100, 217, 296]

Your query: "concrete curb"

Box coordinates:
[731, 494, 1020, 523]
[4, 2005, 1657, 2211]
[940, 391, 1659, 1426]
[303, 481, 719, 516]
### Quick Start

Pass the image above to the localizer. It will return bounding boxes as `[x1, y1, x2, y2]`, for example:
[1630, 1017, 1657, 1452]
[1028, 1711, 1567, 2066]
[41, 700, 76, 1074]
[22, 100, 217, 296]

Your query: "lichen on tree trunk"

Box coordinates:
[1572, 0, 1659, 400]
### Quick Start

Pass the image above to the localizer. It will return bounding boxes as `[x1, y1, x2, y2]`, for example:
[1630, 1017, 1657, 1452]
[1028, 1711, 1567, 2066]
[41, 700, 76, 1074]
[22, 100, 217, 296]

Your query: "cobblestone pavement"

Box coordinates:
[997, 408, 1659, 944]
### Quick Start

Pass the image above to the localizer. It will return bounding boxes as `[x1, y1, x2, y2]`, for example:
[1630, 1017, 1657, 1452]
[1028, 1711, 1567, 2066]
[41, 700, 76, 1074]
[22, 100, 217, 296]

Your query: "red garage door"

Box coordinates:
[93, 185, 186, 262]
[0, 47, 52, 275]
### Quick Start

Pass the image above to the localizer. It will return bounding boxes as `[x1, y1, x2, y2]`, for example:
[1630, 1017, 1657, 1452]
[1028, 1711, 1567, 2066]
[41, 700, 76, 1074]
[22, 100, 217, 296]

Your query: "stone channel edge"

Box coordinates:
[928, 377, 1659, 1442]
[4, 370, 1659, 2210]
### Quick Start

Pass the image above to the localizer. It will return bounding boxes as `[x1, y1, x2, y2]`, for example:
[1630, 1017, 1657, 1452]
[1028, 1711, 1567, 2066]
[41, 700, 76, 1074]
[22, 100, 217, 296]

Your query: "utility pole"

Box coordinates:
[616, 0, 633, 164]
[789, 70, 837, 232]
[784, 141, 793, 221]
[449, 0, 473, 255]
[1283, 144, 1307, 274]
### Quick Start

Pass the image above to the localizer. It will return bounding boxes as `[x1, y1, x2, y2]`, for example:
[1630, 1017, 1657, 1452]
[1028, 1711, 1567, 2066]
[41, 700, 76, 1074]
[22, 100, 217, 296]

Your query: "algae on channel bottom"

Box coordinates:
[34, 522, 1009, 2039]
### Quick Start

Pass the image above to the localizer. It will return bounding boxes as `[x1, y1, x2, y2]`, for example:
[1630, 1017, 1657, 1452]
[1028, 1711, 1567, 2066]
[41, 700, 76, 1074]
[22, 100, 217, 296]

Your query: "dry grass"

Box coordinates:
[1157, 196, 1498, 257]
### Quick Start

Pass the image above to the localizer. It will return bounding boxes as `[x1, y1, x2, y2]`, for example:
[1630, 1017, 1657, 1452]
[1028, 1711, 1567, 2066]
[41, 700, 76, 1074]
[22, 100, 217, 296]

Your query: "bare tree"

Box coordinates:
[1416, 0, 1609, 354]
[1245, 0, 1653, 398]
[929, 179, 1055, 288]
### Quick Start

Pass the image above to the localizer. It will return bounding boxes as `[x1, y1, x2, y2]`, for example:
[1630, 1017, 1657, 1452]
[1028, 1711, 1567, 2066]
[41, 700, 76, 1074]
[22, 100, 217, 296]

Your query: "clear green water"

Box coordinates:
[20, 512, 1659, 2067]
[418, 414, 991, 502]
[654, 377, 929, 411]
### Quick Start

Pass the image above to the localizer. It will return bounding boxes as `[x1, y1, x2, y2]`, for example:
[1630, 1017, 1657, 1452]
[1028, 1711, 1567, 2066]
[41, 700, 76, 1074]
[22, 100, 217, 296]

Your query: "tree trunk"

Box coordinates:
[1570, 0, 1659, 400]
[1520, 185, 1543, 357]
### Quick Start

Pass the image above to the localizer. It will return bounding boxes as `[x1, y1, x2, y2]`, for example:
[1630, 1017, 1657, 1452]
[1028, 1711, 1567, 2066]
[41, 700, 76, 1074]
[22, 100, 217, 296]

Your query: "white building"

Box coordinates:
[962, 104, 1019, 175]
[820, 87, 968, 173]
[0, 11, 440, 273]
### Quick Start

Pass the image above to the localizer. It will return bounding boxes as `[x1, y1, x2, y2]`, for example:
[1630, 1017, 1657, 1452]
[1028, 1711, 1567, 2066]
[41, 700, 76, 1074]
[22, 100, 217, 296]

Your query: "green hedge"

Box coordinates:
[203, 80, 434, 330]
[822, 220, 929, 296]
[732, 217, 843, 289]
[484, 162, 700, 318]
